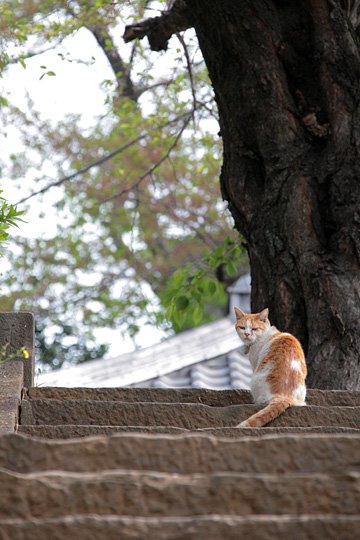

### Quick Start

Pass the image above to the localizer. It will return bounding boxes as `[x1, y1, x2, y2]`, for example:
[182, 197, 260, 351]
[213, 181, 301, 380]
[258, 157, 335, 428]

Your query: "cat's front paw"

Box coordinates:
[237, 420, 250, 428]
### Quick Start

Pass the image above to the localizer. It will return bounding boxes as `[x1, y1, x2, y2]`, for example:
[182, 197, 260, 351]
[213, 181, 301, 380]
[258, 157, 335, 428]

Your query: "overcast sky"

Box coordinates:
[1, 23, 171, 356]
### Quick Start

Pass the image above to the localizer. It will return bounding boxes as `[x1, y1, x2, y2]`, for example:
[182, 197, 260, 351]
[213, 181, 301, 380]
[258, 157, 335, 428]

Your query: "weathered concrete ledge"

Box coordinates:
[25, 387, 360, 407]
[1, 514, 359, 540]
[1, 469, 360, 518]
[17, 424, 360, 439]
[0, 361, 23, 434]
[19, 399, 360, 429]
[1, 431, 359, 475]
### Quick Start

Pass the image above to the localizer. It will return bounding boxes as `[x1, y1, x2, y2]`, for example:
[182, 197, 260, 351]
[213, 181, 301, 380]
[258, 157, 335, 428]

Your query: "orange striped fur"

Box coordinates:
[234, 307, 307, 427]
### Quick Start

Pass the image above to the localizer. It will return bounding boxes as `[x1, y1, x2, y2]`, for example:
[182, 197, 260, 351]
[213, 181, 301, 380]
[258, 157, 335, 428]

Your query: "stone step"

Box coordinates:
[25, 387, 360, 406]
[1, 515, 359, 540]
[2, 432, 359, 475]
[1, 469, 359, 519]
[20, 399, 360, 428]
[18, 424, 360, 439]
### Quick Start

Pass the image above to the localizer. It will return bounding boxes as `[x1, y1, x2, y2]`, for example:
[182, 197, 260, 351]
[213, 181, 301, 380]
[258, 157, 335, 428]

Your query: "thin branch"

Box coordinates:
[7, 42, 62, 65]
[176, 32, 197, 124]
[157, 200, 218, 249]
[129, 41, 138, 66]
[15, 111, 193, 205]
[101, 115, 191, 204]
[134, 78, 173, 99]
[195, 99, 219, 122]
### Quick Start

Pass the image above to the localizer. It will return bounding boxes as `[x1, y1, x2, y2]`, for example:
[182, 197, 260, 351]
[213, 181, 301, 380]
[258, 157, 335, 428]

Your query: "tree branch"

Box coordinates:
[89, 23, 137, 100]
[135, 79, 173, 99]
[176, 32, 197, 121]
[101, 114, 191, 204]
[123, 0, 192, 51]
[6, 41, 62, 65]
[16, 112, 193, 205]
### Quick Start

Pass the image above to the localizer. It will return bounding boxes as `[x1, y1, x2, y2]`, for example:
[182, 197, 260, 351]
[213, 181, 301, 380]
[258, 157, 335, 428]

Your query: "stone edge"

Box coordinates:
[0, 361, 24, 434]
[0, 312, 34, 388]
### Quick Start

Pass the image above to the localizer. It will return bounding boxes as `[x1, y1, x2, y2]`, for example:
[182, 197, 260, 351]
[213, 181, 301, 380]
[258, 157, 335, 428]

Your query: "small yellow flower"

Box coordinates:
[22, 348, 29, 359]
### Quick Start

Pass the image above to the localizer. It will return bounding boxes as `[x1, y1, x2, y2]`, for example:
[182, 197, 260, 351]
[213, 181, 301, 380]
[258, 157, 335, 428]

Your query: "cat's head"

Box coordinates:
[234, 307, 270, 345]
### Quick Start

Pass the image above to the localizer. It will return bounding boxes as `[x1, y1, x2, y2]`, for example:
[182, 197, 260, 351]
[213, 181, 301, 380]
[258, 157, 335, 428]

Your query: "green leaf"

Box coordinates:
[192, 304, 203, 325]
[166, 302, 175, 320]
[0, 96, 9, 107]
[206, 279, 218, 296]
[39, 70, 56, 80]
[176, 296, 189, 311]
[225, 260, 238, 276]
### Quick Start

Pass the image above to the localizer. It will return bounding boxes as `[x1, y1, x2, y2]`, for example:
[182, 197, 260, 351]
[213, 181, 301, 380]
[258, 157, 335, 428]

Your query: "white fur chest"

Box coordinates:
[247, 328, 278, 405]
[248, 327, 277, 372]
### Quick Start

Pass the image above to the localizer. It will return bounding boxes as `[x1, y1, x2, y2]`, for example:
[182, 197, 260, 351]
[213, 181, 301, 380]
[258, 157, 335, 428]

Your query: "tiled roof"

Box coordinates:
[38, 317, 250, 389]
[133, 351, 251, 389]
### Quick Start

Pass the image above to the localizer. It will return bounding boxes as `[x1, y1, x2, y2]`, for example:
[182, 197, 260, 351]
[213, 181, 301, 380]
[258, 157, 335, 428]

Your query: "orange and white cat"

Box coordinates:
[234, 307, 307, 427]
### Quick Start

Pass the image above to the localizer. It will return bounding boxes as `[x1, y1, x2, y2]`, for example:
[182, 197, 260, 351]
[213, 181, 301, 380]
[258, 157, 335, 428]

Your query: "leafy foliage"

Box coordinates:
[0, 190, 24, 257]
[35, 320, 108, 371]
[162, 236, 245, 330]
[0, 0, 248, 368]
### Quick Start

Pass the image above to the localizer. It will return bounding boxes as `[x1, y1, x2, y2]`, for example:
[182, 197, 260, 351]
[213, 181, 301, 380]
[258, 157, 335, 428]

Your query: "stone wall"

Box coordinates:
[0, 312, 34, 433]
[0, 312, 34, 388]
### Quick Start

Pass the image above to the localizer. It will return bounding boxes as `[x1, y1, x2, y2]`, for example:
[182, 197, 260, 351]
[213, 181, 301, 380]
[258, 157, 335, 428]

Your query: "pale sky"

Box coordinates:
[1, 22, 177, 356]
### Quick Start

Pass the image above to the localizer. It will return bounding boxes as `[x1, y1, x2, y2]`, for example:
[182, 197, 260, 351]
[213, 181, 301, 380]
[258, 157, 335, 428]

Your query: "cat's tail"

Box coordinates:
[237, 396, 293, 428]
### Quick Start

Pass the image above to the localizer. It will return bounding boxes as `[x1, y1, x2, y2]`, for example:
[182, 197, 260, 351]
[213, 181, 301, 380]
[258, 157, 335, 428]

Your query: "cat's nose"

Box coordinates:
[244, 332, 251, 337]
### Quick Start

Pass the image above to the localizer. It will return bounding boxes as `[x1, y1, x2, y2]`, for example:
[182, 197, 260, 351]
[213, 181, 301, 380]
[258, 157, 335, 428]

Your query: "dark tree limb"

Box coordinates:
[123, 0, 192, 51]
[66, 1, 138, 101]
[89, 23, 137, 100]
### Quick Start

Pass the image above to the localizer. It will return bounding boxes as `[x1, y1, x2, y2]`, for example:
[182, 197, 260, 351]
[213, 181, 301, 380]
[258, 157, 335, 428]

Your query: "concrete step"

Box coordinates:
[26, 387, 253, 405]
[2, 432, 359, 475]
[1, 469, 359, 519]
[25, 387, 360, 406]
[20, 399, 360, 429]
[18, 424, 360, 439]
[1, 515, 359, 540]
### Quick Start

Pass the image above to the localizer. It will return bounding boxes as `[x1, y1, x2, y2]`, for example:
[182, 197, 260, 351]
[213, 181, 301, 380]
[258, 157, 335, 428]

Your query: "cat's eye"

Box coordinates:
[238, 326, 245, 330]
[252, 327, 259, 331]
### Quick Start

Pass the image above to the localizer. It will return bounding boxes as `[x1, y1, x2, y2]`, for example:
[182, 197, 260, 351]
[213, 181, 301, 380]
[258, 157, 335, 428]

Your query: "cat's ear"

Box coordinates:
[258, 308, 269, 322]
[234, 307, 245, 319]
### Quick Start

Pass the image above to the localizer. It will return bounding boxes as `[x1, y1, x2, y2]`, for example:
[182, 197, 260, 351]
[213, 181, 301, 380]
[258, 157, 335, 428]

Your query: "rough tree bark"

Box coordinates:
[125, 0, 360, 390]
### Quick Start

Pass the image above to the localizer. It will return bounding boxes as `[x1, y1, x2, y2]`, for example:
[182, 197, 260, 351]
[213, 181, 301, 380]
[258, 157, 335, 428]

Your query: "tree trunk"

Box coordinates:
[186, 0, 360, 389]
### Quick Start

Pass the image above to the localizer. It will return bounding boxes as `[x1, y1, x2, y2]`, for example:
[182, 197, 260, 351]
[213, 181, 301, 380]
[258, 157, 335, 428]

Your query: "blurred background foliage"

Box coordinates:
[0, 0, 248, 370]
